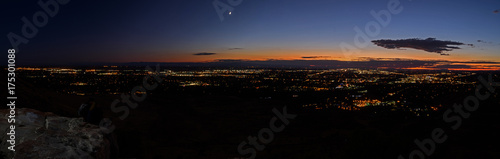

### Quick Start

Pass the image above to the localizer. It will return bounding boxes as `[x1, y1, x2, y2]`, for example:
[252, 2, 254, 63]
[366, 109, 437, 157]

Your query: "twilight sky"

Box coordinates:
[2, 0, 500, 66]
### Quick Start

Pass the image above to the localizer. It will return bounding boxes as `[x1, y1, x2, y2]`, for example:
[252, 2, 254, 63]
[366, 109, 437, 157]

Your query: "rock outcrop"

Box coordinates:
[0, 108, 110, 159]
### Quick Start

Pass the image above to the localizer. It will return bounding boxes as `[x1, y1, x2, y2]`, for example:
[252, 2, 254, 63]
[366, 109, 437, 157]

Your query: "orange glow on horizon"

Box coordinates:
[114, 48, 500, 65]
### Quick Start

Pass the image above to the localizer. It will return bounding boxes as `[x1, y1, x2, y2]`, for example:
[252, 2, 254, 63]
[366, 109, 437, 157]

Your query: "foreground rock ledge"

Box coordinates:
[0, 108, 110, 159]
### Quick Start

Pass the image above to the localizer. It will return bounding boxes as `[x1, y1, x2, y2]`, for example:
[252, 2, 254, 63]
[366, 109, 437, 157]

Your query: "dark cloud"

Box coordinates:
[494, 9, 499, 13]
[228, 48, 243, 50]
[477, 40, 493, 43]
[433, 64, 471, 69]
[372, 38, 472, 55]
[302, 56, 332, 59]
[215, 59, 245, 62]
[477, 40, 496, 45]
[193, 52, 217, 56]
[459, 61, 500, 64]
[356, 57, 417, 61]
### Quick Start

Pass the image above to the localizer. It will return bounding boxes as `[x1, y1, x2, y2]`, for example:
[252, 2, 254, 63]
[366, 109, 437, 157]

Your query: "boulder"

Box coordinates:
[0, 108, 110, 159]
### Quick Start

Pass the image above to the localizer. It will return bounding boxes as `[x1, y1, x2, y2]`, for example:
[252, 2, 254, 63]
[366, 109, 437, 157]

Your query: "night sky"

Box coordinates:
[2, 0, 500, 66]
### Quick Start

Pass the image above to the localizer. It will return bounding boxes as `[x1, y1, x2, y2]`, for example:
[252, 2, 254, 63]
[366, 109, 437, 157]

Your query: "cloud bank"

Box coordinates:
[301, 56, 332, 59]
[193, 52, 217, 56]
[372, 38, 472, 55]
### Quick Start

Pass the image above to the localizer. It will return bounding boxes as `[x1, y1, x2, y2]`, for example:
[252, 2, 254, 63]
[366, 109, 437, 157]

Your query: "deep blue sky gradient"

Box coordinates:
[2, 0, 500, 65]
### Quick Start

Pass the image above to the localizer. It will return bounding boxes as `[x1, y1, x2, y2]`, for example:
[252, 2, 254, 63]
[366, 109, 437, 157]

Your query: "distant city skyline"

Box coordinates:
[3, 0, 500, 68]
